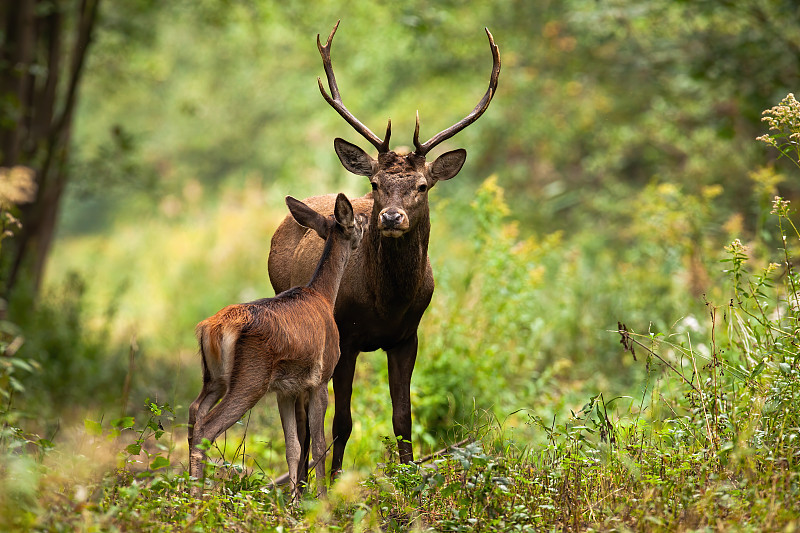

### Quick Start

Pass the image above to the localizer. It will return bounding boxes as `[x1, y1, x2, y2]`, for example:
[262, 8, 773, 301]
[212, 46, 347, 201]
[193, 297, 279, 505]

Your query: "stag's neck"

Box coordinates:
[307, 234, 351, 305]
[365, 214, 430, 306]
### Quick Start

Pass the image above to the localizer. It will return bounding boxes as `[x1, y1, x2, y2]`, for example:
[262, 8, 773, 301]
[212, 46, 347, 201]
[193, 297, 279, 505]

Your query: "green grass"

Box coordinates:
[3, 177, 800, 531]
[4, 339, 799, 532]
[3, 97, 800, 531]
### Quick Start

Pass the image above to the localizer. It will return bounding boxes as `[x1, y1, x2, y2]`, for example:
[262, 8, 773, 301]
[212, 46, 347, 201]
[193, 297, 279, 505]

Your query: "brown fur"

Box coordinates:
[268, 23, 500, 479]
[194, 296, 337, 396]
[268, 148, 464, 477]
[188, 194, 364, 498]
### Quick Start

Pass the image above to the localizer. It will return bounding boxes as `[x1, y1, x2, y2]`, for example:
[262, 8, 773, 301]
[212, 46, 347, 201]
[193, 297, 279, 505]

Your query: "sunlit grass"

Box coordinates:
[7, 173, 800, 530]
[40, 173, 716, 474]
[14, 101, 800, 528]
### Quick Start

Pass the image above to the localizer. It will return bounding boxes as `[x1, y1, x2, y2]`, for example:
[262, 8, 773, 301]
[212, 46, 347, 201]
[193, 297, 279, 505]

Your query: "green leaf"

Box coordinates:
[10, 358, 34, 372]
[8, 376, 25, 392]
[605, 395, 634, 412]
[84, 419, 103, 436]
[725, 365, 748, 382]
[440, 483, 459, 498]
[126, 443, 142, 455]
[150, 456, 170, 470]
[353, 508, 367, 525]
[112, 416, 135, 429]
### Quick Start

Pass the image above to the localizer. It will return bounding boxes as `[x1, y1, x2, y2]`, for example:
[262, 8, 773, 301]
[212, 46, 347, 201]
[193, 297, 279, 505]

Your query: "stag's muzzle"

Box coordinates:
[378, 208, 409, 237]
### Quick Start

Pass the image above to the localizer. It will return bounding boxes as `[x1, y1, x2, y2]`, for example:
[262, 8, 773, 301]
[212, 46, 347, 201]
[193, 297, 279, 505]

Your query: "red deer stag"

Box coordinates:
[189, 193, 365, 498]
[268, 21, 500, 477]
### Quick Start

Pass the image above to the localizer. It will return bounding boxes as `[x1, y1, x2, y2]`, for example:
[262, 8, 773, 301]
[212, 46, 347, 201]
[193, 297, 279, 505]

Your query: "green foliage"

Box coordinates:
[757, 93, 800, 170]
[7, 272, 129, 421]
[3, 2, 800, 530]
[64, 0, 799, 234]
[416, 176, 559, 443]
[364, 203, 800, 529]
[0, 319, 38, 424]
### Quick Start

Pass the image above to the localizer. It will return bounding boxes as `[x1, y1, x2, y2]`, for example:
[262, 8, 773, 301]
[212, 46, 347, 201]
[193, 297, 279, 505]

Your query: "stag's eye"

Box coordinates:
[370, 182, 378, 191]
[417, 183, 428, 193]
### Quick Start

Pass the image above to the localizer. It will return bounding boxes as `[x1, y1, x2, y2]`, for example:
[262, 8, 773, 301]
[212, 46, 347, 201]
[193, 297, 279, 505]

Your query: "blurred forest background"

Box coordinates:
[1, 0, 799, 480]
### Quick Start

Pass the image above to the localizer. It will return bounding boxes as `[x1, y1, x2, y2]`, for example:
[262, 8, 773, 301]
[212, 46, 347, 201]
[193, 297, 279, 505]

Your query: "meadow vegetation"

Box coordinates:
[2, 1, 800, 531]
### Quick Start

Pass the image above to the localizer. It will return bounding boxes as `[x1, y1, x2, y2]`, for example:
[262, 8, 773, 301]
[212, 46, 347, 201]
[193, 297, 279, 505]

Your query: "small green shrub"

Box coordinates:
[8, 272, 129, 421]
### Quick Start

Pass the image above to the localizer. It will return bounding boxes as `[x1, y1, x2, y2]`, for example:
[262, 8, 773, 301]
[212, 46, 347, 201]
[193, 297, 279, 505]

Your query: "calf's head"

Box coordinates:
[286, 192, 366, 248]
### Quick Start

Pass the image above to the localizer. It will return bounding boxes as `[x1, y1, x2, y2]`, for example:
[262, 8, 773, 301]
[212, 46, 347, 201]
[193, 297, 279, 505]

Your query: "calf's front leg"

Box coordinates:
[309, 383, 329, 497]
[277, 393, 303, 500]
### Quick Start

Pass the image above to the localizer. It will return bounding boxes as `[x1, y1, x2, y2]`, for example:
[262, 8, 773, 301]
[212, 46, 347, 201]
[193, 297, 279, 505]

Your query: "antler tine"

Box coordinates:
[413, 110, 421, 153]
[317, 20, 391, 153]
[414, 28, 501, 156]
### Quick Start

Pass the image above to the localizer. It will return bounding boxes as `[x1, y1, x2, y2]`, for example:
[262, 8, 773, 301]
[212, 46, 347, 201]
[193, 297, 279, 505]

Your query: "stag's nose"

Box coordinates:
[380, 209, 405, 227]
[378, 208, 409, 236]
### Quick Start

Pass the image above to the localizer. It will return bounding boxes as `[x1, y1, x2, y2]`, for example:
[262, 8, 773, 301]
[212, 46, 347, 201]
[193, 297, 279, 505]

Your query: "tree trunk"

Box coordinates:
[0, 0, 100, 297]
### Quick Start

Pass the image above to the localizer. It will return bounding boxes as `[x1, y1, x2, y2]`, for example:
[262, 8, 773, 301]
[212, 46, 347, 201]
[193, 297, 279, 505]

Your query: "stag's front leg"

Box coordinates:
[308, 383, 329, 497]
[386, 334, 418, 463]
[277, 393, 302, 500]
[331, 347, 358, 480]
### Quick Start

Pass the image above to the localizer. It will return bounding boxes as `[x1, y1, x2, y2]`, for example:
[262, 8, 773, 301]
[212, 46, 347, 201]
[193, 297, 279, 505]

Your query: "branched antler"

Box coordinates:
[317, 22, 501, 156]
[317, 20, 391, 153]
[413, 28, 501, 156]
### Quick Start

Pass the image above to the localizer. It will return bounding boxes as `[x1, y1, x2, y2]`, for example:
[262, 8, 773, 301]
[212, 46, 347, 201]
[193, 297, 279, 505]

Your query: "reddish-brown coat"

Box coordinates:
[189, 194, 364, 499]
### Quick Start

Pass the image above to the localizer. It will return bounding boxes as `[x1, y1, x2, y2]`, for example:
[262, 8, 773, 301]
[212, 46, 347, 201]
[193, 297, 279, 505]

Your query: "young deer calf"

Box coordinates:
[188, 193, 365, 498]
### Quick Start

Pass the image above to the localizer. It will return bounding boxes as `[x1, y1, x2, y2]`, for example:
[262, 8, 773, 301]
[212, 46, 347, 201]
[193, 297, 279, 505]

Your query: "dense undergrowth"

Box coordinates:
[0, 96, 798, 531]
[2, 0, 800, 528]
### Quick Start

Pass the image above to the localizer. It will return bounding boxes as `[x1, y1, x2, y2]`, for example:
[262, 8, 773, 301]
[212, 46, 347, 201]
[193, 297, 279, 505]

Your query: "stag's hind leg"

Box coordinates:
[293, 390, 311, 493]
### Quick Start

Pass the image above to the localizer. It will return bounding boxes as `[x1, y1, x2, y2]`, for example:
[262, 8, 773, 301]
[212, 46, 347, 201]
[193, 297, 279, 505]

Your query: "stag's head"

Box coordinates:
[331, 140, 466, 237]
[317, 21, 500, 238]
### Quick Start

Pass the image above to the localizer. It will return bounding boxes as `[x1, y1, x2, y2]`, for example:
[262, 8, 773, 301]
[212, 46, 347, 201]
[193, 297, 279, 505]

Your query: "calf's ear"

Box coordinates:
[286, 196, 330, 239]
[333, 193, 355, 228]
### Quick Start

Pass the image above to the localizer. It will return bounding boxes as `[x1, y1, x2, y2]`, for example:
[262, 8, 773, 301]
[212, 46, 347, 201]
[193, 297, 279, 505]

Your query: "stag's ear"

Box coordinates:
[286, 196, 330, 239]
[333, 193, 355, 229]
[334, 138, 376, 176]
[428, 149, 467, 182]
